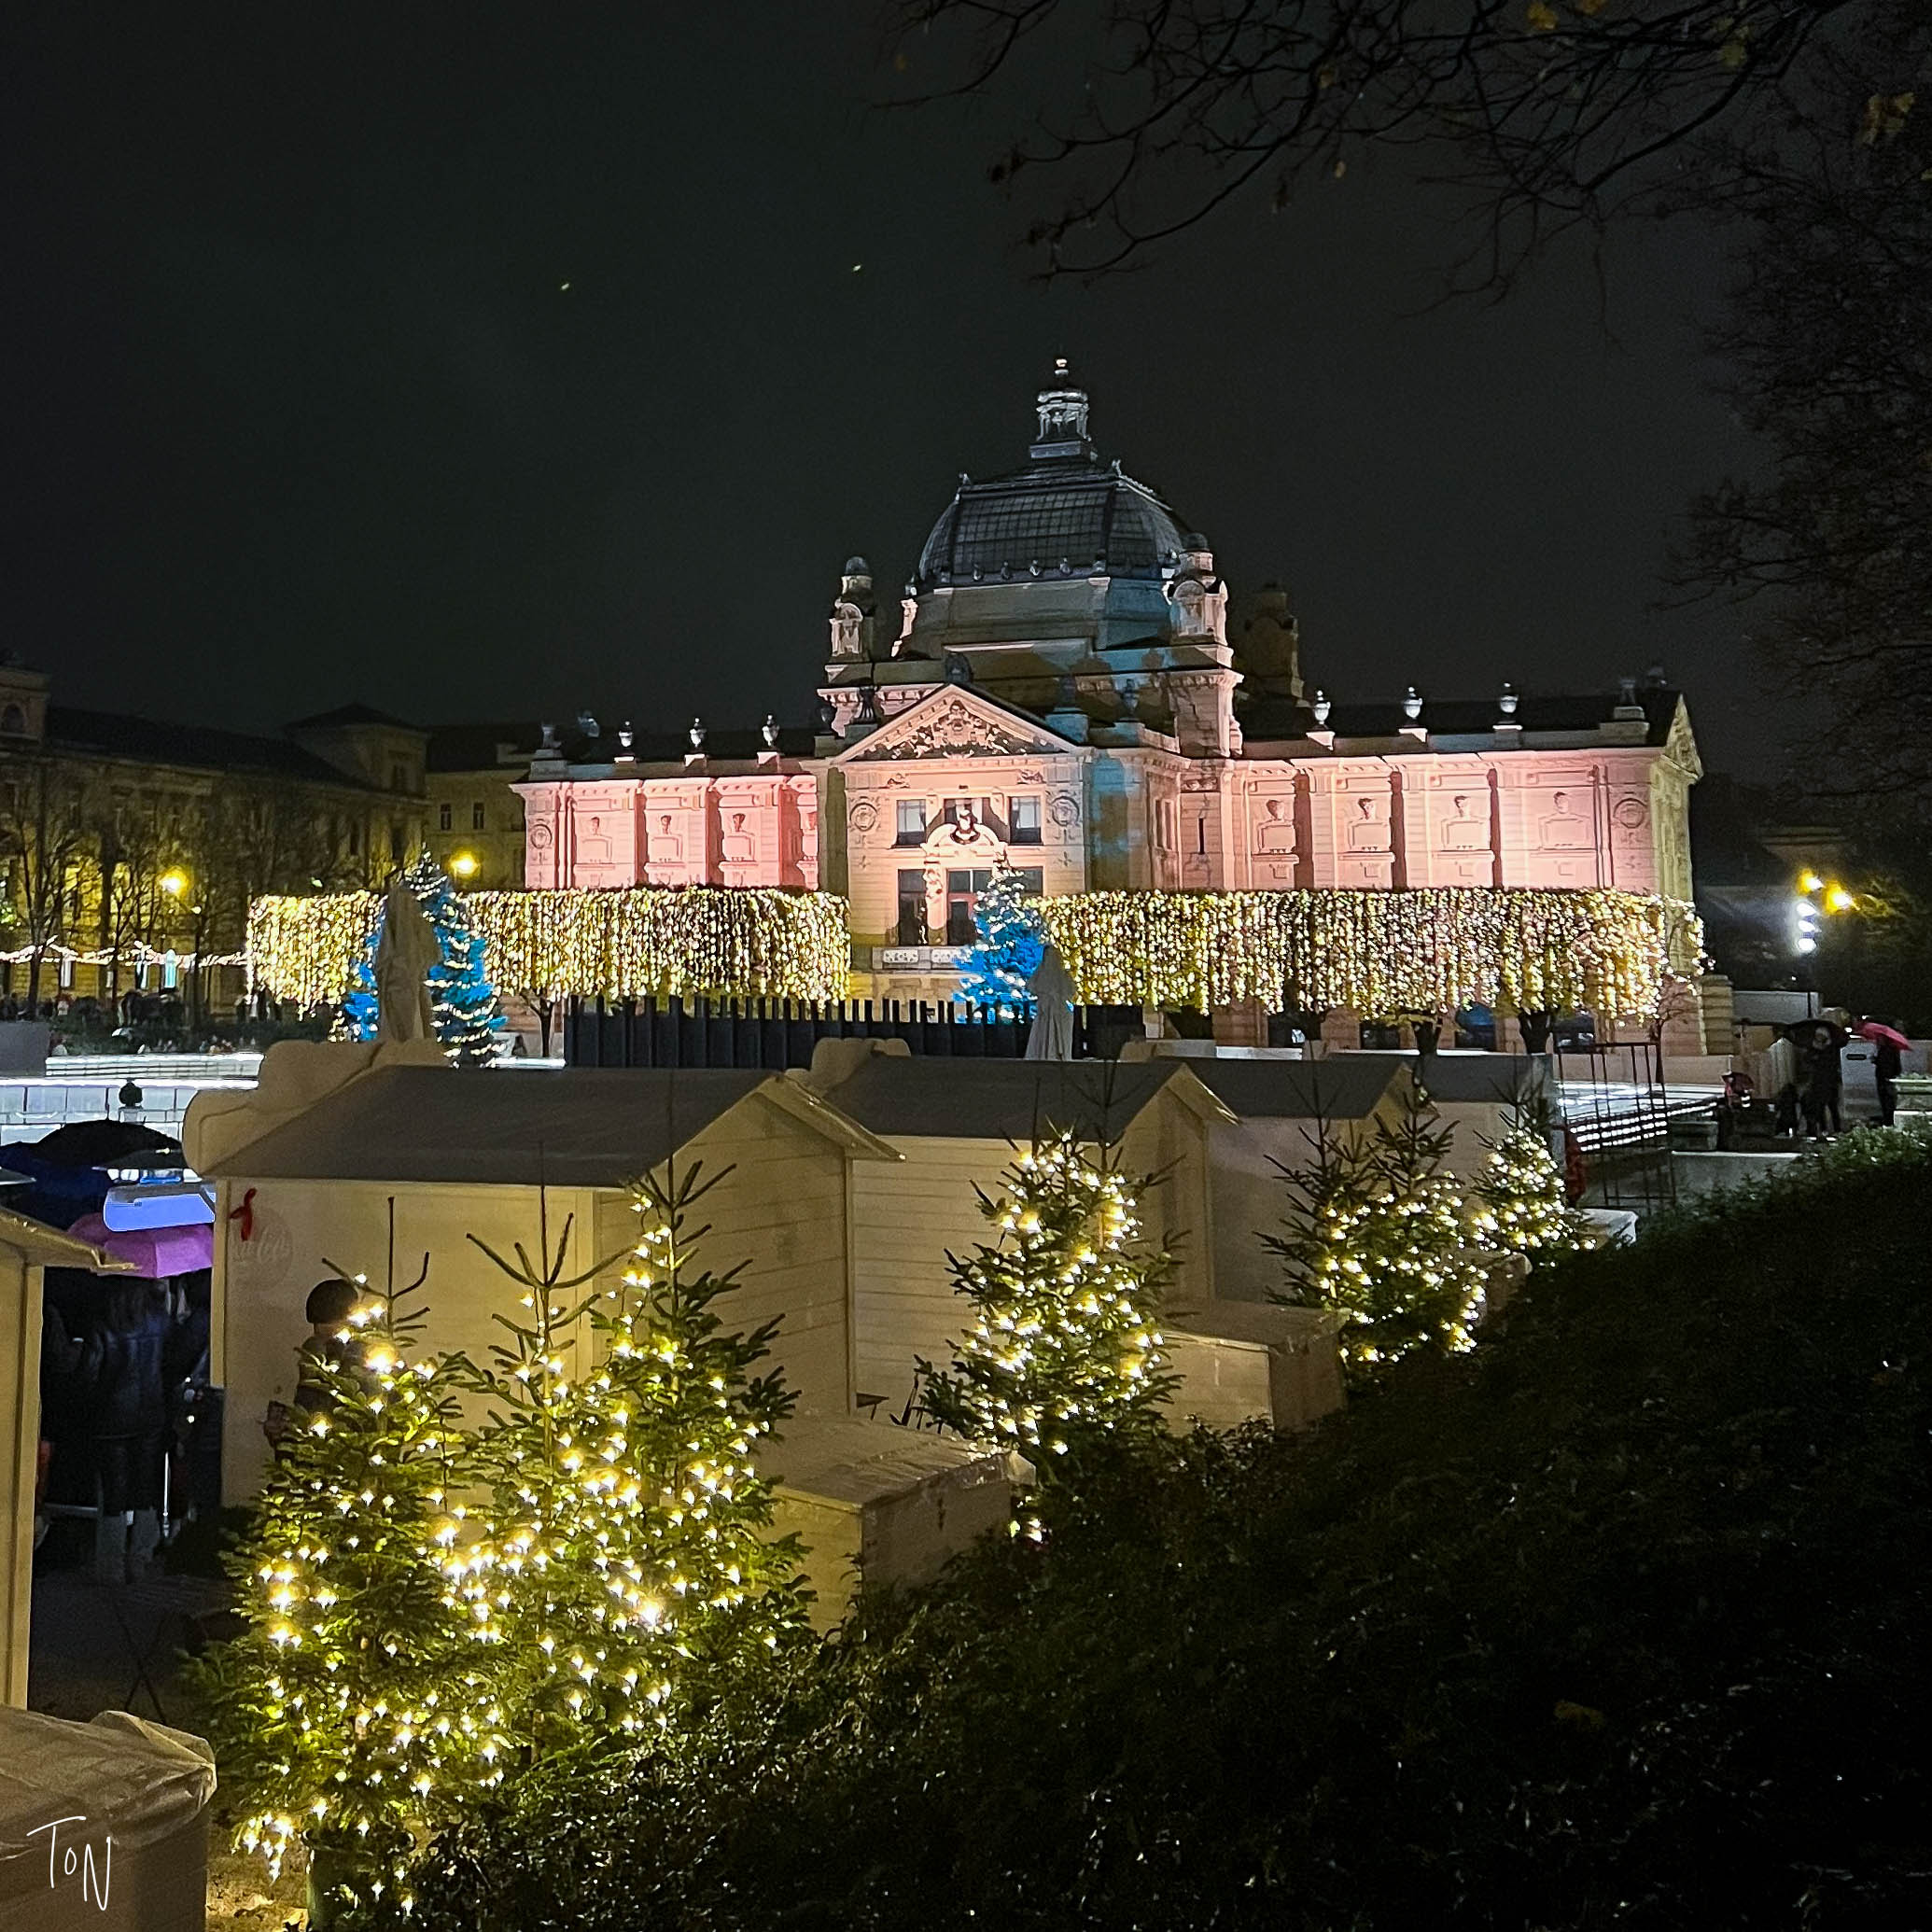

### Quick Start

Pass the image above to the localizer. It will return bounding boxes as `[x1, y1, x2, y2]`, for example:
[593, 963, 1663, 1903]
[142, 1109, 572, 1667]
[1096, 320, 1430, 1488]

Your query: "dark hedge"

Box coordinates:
[372, 1129, 1932, 1931]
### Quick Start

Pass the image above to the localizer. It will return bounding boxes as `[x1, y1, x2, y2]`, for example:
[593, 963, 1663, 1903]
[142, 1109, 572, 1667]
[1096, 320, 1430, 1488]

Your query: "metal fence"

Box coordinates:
[562, 996, 1143, 1071]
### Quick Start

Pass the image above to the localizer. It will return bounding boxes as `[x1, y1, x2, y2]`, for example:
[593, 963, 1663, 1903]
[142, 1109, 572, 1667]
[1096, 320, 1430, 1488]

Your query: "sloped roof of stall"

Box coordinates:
[1345, 1053, 1546, 1106]
[204, 1067, 895, 1185]
[819, 1057, 1229, 1142]
[1182, 1055, 1409, 1122]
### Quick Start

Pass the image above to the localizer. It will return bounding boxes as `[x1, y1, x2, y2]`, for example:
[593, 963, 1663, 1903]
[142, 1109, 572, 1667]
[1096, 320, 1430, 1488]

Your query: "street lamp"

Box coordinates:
[1792, 893, 1822, 956]
[450, 852, 479, 881]
[160, 870, 188, 899]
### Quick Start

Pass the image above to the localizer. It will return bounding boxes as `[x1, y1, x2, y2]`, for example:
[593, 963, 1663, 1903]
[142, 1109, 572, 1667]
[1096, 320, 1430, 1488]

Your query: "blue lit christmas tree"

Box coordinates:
[416, 859, 505, 1067]
[336, 926, 381, 1042]
[957, 864, 1044, 1015]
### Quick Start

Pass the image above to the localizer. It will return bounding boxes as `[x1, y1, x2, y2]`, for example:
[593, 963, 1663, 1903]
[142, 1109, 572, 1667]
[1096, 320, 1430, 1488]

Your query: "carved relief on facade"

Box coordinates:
[1253, 795, 1295, 854]
[850, 692, 1056, 762]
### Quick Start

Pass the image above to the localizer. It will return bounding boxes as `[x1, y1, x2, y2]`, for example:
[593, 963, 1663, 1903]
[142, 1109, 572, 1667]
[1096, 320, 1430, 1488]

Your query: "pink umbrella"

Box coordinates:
[1855, 1021, 1912, 1052]
[65, 1212, 213, 1279]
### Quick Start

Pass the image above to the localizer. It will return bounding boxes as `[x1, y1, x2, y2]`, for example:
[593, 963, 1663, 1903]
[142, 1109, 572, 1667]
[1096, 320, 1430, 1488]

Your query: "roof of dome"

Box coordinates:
[915, 368, 1194, 587]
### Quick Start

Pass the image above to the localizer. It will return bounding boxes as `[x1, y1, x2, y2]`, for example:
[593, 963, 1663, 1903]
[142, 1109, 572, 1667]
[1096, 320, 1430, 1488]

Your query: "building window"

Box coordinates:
[472, 801, 486, 831]
[1196, 814, 1208, 856]
[896, 870, 927, 945]
[0, 705, 24, 735]
[946, 866, 1042, 945]
[390, 763, 411, 792]
[390, 824, 406, 863]
[347, 822, 360, 856]
[895, 800, 927, 846]
[1009, 796, 1042, 845]
[439, 804, 453, 832]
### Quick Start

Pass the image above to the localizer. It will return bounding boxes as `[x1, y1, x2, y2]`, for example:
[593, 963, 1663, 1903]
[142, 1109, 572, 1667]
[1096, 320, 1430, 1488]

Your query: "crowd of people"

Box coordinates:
[1759, 1016, 1907, 1140]
[37, 1269, 213, 1585]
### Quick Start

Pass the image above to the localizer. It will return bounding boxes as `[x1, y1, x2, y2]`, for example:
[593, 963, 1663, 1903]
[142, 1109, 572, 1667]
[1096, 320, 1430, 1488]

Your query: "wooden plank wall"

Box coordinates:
[593, 1098, 854, 1421]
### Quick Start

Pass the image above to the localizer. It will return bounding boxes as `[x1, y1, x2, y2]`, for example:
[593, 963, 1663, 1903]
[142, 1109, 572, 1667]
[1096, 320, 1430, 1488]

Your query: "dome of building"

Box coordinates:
[915, 364, 1194, 587]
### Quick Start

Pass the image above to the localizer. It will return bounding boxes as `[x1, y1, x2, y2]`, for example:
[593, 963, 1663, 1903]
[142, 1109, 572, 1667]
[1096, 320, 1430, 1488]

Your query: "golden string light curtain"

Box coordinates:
[1036, 888, 1701, 1018]
[248, 888, 852, 1005]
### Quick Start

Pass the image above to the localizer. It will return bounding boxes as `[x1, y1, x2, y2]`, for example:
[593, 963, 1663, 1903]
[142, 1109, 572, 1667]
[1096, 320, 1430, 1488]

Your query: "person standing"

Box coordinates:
[1801, 1025, 1843, 1140]
[264, 1278, 366, 1449]
[77, 1280, 173, 1585]
[1767, 1029, 1800, 1138]
[1871, 1028, 1903, 1127]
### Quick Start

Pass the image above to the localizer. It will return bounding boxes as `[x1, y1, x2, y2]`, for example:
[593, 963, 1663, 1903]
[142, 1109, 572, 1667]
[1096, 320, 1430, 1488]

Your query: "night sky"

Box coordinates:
[5, 7, 1768, 770]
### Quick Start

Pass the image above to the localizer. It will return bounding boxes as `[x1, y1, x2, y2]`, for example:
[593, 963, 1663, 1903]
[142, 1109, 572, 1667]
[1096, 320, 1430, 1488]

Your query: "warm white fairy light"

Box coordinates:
[1473, 1123, 1593, 1256]
[1038, 886, 1701, 1020]
[251, 884, 851, 1005]
[919, 1129, 1172, 1465]
[1267, 1082, 1491, 1381]
[461, 1161, 808, 1757]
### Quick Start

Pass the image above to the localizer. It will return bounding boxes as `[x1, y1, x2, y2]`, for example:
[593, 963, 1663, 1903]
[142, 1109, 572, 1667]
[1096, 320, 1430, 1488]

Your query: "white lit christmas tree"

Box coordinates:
[918, 1129, 1173, 1471]
[191, 1256, 502, 1885]
[1473, 1120, 1593, 1257]
[1267, 1080, 1489, 1381]
[956, 863, 1044, 1015]
[463, 1164, 807, 1757]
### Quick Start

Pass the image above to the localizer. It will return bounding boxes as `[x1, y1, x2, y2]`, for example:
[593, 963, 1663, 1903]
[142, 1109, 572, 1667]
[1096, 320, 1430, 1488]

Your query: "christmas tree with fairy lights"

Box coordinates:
[956, 864, 1044, 1015]
[462, 1163, 808, 1756]
[1473, 1117, 1593, 1257]
[335, 927, 381, 1042]
[418, 861, 505, 1066]
[189, 1243, 502, 1888]
[1267, 1076, 1490, 1382]
[918, 1128, 1174, 1475]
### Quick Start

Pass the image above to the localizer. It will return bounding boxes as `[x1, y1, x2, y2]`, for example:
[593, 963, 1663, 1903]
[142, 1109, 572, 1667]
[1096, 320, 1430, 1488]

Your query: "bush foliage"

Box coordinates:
[368, 1129, 1932, 1930]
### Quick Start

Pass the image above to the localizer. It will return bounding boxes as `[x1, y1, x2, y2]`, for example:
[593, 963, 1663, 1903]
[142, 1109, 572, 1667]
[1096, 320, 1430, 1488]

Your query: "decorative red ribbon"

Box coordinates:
[228, 1186, 257, 1242]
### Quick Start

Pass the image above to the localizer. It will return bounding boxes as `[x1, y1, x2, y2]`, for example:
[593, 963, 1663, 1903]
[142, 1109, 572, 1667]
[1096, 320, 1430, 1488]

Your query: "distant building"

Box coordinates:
[0, 669, 427, 1006]
[516, 365, 1702, 1005]
[423, 723, 541, 889]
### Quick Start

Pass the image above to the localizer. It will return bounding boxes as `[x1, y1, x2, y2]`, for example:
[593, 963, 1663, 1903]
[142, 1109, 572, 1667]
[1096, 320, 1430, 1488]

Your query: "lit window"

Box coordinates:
[895, 800, 927, 846]
[1009, 796, 1042, 845]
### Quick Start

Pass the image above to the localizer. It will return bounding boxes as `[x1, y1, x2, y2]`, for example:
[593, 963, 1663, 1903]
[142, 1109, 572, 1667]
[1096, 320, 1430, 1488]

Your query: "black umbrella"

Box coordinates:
[1783, 1018, 1849, 1050]
[26, 1120, 186, 1169]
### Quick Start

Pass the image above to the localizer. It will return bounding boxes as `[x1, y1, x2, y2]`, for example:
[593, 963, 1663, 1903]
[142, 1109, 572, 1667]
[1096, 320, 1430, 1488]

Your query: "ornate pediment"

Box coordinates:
[838, 689, 1076, 763]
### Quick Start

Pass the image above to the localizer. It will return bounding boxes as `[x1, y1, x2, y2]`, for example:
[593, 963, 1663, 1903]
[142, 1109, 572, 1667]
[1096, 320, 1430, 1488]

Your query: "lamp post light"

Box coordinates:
[450, 852, 479, 882]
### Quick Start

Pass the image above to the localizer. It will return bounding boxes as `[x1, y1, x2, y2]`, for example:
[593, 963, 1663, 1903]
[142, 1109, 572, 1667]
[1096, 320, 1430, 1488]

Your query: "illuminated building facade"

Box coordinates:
[517, 367, 1701, 1006]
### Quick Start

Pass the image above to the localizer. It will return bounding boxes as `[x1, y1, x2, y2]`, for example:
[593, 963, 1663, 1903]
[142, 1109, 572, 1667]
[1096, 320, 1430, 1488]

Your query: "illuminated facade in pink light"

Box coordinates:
[517, 366, 1701, 1002]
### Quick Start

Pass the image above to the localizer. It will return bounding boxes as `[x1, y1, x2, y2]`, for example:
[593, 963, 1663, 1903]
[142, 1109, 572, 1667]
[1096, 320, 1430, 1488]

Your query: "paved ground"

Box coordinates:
[29, 1522, 307, 1928]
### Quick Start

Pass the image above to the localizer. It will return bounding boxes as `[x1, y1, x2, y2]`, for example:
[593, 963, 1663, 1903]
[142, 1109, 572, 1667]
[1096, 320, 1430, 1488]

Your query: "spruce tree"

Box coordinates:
[409, 855, 504, 1066]
[918, 1129, 1173, 1473]
[463, 1164, 807, 1757]
[190, 1255, 501, 1883]
[334, 924, 380, 1043]
[1267, 1079, 1489, 1381]
[956, 864, 1044, 1015]
[1472, 1120, 1593, 1257]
